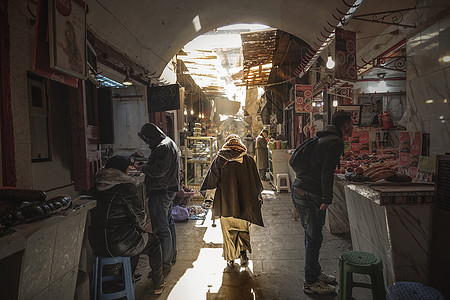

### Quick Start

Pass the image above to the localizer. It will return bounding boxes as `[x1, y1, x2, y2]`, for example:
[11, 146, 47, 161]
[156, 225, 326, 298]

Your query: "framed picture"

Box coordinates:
[49, 0, 86, 79]
[336, 105, 362, 125]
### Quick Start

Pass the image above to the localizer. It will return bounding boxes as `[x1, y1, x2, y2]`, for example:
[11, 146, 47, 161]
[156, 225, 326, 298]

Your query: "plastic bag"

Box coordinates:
[171, 205, 189, 222]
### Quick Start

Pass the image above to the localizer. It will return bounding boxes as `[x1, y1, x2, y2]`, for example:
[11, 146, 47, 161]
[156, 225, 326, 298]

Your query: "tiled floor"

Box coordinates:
[135, 182, 373, 299]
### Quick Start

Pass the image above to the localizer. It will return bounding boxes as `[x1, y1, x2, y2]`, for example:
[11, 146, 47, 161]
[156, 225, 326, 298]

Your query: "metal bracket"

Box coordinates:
[373, 55, 406, 72]
[352, 7, 416, 28]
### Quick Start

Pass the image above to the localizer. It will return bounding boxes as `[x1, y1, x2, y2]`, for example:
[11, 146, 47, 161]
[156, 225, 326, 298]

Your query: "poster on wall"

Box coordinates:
[349, 130, 370, 154]
[49, 0, 87, 79]
[399, 131, 422, 179]
[295, 84, 313, 113]
[335, 27, 357, 82]
[336, 105, 361, 125]
[33, 0, 78, 87]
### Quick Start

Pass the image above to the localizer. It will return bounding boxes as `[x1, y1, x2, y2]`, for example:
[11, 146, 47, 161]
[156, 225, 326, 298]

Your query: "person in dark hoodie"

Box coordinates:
[88, 155, 166, 295]
[291, 111, 353, 295]
[136, 123, 180, 274]
[200, 134, 263, 268]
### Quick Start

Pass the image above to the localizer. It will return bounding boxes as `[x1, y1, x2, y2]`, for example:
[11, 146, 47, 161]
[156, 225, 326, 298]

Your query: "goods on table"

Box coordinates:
[0, 195, 72, 227]
[338, 149, 411, 182]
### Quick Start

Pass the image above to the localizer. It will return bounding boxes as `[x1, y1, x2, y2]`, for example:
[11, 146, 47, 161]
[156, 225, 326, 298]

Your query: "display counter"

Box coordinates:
[0, 199, 96, 300]
[344, 183, 433, 286]
[325, 175, 350, 234]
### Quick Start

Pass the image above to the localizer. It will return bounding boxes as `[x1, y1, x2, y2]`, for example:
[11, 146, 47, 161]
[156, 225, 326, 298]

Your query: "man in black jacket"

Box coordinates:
[88, 155, 165, 295]
[137, 123, 180, 273]
[291, 111, 353, 295]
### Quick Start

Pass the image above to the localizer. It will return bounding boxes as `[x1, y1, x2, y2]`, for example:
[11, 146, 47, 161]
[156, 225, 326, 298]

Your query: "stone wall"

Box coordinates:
[406, 14, 450, 156]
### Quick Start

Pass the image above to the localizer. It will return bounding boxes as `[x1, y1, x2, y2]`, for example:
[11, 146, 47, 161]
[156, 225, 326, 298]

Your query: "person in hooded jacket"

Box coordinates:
[136, 123, 180, 273]
[200, 134, 264, 268]
[88, 155, 166, 295]
[291, 110, 353, 295]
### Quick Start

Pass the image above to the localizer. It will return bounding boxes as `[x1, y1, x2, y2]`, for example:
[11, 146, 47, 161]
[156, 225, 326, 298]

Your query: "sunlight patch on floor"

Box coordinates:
[167, 248, 225, 299]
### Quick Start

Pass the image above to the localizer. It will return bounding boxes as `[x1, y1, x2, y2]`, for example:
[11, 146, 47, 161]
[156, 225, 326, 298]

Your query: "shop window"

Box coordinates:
[28, 78, 51, 161]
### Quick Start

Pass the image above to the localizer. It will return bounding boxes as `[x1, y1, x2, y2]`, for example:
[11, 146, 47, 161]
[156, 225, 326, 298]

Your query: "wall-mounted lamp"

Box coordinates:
[122, 69, 133, 86]
[332, 100, 338, 107]
[326, 52, 335, 69]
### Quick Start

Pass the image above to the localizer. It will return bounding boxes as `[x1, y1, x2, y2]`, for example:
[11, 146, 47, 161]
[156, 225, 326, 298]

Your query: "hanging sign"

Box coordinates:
[335, 28, 357, 82]
[295, 84, 313, 113]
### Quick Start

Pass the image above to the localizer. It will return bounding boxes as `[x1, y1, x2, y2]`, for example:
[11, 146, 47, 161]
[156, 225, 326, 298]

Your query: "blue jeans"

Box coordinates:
[291, 187, 326, 284]
[148, 191, 177, 271]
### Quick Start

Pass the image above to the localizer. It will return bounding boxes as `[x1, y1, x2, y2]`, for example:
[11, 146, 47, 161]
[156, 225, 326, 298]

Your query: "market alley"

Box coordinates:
[134, 181, 372, 300]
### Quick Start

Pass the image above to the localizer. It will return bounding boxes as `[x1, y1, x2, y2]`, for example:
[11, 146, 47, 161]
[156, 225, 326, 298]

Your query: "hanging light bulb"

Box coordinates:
[202, 113, 205, 118]
[122, 69, 133, 86]
[198, 112, 202, 118]
[190, 109, 194, 115]
[333, 100, 338, 107]
[184, 108, 187, 115]
[326, 52, 335, 69]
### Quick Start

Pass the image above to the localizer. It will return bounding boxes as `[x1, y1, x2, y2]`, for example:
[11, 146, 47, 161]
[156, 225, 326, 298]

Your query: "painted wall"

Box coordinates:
[8, 0, 34, 189]
[8, 0, 77, 197]
[406, 14, 450, 157]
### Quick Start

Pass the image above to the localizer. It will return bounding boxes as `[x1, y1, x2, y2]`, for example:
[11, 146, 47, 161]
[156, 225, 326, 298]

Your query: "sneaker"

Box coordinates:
[303, 281, 335, 295]
[317, 272, 337, 285]
[154, 281, 166, 295]
[240, 251, 249, 267]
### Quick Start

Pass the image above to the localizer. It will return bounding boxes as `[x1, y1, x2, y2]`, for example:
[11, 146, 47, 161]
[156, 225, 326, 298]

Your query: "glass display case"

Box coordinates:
[184, 136, 216, 188]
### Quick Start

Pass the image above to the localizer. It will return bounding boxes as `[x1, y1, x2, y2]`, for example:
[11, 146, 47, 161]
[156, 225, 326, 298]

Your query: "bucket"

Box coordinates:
[276, 140, 281, 149]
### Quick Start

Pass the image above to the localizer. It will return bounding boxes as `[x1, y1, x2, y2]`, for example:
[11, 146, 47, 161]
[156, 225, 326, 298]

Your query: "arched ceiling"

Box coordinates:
[86, 0, 354, 77]
[86, 0, 450, 79]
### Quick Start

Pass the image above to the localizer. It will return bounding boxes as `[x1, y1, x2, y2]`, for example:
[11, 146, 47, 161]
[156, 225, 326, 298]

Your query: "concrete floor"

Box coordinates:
[134, 182, 373, 299]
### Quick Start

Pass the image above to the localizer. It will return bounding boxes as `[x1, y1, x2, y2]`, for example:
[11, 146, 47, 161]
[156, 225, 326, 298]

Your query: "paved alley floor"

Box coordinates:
[135, 182, 373, 299]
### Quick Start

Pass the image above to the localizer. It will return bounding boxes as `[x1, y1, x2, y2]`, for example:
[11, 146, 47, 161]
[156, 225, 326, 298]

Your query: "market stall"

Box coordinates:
[344, 182, 433, 286]
[0, 197, 95, 299]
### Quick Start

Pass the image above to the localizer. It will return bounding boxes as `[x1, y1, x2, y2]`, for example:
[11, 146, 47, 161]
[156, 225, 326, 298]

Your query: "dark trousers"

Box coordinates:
[130, 232, 164, 289]
[291, 187, 326, 284]
[148, 191, 177, 271]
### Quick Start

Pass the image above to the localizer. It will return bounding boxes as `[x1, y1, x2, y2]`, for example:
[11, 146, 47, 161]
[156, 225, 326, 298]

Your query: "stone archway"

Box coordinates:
[87, 0, 354, 77]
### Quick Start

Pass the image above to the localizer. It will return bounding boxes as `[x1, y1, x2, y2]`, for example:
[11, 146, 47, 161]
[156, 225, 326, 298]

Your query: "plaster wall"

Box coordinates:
[406, 14, 450, 156]
[8, 0, 34, 189]
[8, 0, 76, 197]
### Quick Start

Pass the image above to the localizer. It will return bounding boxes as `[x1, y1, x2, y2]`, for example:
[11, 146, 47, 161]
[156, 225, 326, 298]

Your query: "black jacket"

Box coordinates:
[88, 168, 147, 257]
[140, 125, 180, 194]
[292, 125, 344, 205]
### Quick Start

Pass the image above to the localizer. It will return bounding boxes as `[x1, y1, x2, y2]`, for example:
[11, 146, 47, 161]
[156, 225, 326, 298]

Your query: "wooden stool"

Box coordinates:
[339, 251, 385, 300]
[276, 173, 290, 193]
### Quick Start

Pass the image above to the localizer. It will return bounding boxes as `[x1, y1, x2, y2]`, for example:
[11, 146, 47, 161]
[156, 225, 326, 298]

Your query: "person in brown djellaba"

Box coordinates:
[200, 134, 264, 268]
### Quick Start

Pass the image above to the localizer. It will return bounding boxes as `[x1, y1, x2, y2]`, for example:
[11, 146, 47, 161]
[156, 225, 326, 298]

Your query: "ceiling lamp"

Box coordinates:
[122, 69, 133, 86]
[184, 108, 187, 115]
[190, 109, 194, 115]
[326, 52, 335, 69]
